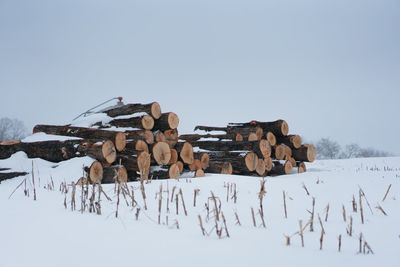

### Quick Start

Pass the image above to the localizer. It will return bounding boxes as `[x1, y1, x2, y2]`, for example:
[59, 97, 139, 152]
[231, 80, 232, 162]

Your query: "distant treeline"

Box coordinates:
[315, 138, 394, 160]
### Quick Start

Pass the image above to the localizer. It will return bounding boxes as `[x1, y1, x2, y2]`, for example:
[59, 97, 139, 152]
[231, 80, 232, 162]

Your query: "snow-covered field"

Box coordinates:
[0, 154, 399, 267]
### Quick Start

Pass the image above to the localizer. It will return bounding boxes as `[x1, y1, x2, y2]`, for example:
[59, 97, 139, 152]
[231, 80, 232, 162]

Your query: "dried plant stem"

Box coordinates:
[325, 203, 330, 222]
[309, 197, 315, 232]
[198, 215, 206, 236]
[140, 182, 147, 210]
[32, 161, 37, 201]
[359, 233, 363, 254]
[251, 207, 256, 227]
[259, 208, 266, 228]
[375, 204, 388, 216]
[283, 191, 288, 219]
[382, 184, 392, 202]
[302, 183, 310, 196]
[115, 183, 121, 218]
[179, 189, 188, 216]
[359, 190, 364, 224]
[299, 220, 305, 247]
[235, 212, 241, 226]
[352, 195, 357, 212]
[221, 212, 230, 238]
[193, 189, 200, 207]
[135, 208, 141, 220]
[319, 229, 324, 250]
[338, 235, 342, 252]
[342, 204, 347, 222]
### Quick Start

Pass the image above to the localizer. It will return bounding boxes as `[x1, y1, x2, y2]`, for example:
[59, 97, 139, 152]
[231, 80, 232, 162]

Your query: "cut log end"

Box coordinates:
[245, 152, 258, 172]
[189, 159, 202, 171]
[169, 164, 181, 179]
[115, 132, 127, 152]
[275, 144, 286, 160]
[235, 133, 244, 142]
[256, 158, 266, 176]
[89, 161, 103, 184]
[306, 144, 316, 162]
[142, 115, 155, 130]
[266, 132, 277, 146]
[102, 140, 117, 164]
[259, 139, 272, 158]
[195, 169, 205, 177]
[167, 112, 180, 129]
[291, 135, 302, 149]
[138, 151, 151, 178]
[150, 102, 162, 119]
[144, 130, 155, 144]
[281, 120, 289, 136]
[221, 162, 233, 175]
[298, 162, 307, 173]
[179, 142, 194, 164]
[248, 133, 258, 142]
[135, 140, 149, 153]
[176, 161, 184, 173]
[264, 157, 273, 172]
[152, 142, 171, 165]
[200, 153, 209, 169]
[284, 161, 293, 174]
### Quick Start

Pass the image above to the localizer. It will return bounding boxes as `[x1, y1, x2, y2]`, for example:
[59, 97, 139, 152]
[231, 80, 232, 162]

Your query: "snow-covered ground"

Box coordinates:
[0, 154, 399, 267]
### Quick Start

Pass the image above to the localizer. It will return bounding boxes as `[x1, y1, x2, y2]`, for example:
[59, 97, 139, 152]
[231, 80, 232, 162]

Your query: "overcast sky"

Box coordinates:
[0, 0, 399, 153]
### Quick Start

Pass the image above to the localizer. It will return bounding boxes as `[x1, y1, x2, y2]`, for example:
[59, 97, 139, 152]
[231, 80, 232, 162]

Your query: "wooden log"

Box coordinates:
[189, 140, 271, 159]
[195, 169, 205, 177]
[151, 142, 172, 165]
[194, 126, 264, 141]
[207, 161, 233, 175]
[154, 131, 166, 143]
[175, 142, 194, 164]
[118, 151, 151, 180]
[264, 157, 273, 172]
[176, 161, 184, 173]
[228, 120, 289, 137]
[193, 152, 210, 170]
[272, 144, 288, 160]
[179, 133, 236, 142]
[125, 140, 149, 153]
[266, 132, 277, 146]
[79, 140, 117, 164]
[150, 164, 181, 179]
[0, 140, 82, 163]
[154, 112, 179, 131]
[292, 144, 316, 162]
[85, 161, 103, 184]
[125, 129, 154, 144]
[32, 124, 127, 152]
[209, 152, 258, 173]
[269, 161, 293, 176]
[105, 102, 162, 119]
[255, 158, 266, 176]
[0, 171, 28, 183]
[168, 149, 178, 165]
[164, 129, 179, 148]
[107, 114, 154, 130]
[276, 135, 302, 149]
[102, 165, 128, 184]
[188, 159, 202, 171]
[298, 162, 307, 173]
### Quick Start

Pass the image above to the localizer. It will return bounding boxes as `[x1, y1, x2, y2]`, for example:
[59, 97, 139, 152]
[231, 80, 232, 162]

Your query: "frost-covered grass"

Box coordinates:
[0, 154, 399, 267]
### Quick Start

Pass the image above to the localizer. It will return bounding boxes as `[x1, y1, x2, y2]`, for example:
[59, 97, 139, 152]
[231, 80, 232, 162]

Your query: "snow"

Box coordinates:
[22, 132, 83, 143]
[70, 113, 113, 127]
[194, 130, 227, 135]
[0, 155, 399, 267]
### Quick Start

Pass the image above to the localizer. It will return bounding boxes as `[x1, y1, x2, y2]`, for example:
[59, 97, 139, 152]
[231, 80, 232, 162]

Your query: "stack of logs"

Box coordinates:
[0, 102, 200, 184]
[0, 100, 316, 183]
[179, 120, 316, 176]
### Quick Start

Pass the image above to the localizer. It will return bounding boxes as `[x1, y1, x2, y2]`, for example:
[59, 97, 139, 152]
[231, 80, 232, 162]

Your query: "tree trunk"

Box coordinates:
[268, 161, 293, 176]
[84, 161, 103, 184]
[79, 140, 117, 164]
[209, 152, 258, 173]
[292, 145, 316, 162]
[193, 152, 210, 170]
[151, 142, 172, 165]
[150, 164, 180, 179]
[194, 126, 264, 141]
[105, 102, 162, 119]
[118, 152, 151, 180]
[164, 129, 179, 148]
[153, 112, 180, 131]
[33, 124, 127, 152]
[175, 142, 194, 164]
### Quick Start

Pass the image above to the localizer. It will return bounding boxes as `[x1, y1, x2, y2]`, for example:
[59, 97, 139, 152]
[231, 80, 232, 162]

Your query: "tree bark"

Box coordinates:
[276, 135, 302, 149]
[0, 171, 28, 182]
[292, 145, 316, 162]
[207, 161, 233, 175]
[105, 102, 161, 119]
[209, 152, 258, 173]
[102, 165, 128, 184]
[106, 115, 154, 130]
[227, 120, 289, 137]
[150, 164, 180, 179]
[269, 161, 293, 176]
[33, 124, 127, 152]
[125, 129, 154, 144]
[153, 112, 180, 131]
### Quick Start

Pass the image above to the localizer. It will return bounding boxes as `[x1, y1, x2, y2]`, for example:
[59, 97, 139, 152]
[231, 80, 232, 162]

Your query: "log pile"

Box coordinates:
[0, 101, 198, 183]
[179, 120, 316, 176]
[0, 99, 316, 182]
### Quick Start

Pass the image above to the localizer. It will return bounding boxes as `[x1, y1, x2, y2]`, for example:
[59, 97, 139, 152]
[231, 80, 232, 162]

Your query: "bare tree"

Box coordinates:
[341, 143, 362, 158]
[316, 138, 341, 159]
[0, 117, 28, 140]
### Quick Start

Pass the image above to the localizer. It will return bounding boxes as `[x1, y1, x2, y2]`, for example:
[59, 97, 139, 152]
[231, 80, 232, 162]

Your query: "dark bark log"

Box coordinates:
[189, 140, 271, 159]
[78, 140, 117, 164]
[207, 161, 233, 175]
[227, 120, 289, 137]
[292, 145, 316, 162]
[0, 171, 28, 183]
[179, 133, 236, 142]
[150, 164, 180, 180]
[209, 152, 258, 173]
[276, 135, 302, 149]
[0, 140, 83, 162]
[268, 161, 293, 176]
[125, 130, 154, 144]
[194, 126, 264, 141]
[105, 102, 161, 119]
[102, 165, 128, 184]
[193, 152, 210, 170]
[33, 124, 127, 152]
[153, 112, 180, 131]
[164, 129, 179, 148]
[175, 142, 194, 164]
[106, 115, 154, 130]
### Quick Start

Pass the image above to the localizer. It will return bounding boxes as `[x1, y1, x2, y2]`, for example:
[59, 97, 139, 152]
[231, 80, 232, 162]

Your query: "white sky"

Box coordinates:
[0, 0, 399, 153]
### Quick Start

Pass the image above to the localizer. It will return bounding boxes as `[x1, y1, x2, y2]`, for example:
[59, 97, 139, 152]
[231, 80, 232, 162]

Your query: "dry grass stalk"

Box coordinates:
[166, 183, 170, 213]
[309, 197, 315, 232]
[210, 191, 220, 221]
[251, 207, 257, 227]
[302, 183, 310, 196]
[259, 208, 266, 228]
[359, 190, 364, 224]
[283, 190, 288, 219]
[363, 241, 374, 254]
[171, 186, 176, 203]
[258, 179, 266, 213]
[359, 233, 363, 254]
[347, 216, 353, 237]
[359, 187, 373, 215]
[71, 183, 76, 211]
[130, 186, 137, 207]
[135, 208, 141, 220]
[175, 193, 179, 215]
[284, 235, 291, 246]
[342, 204, 347, 222]
[179, 189, 188, 216]
[235, 212, 241, 226]
[193, 189, 200, 207]
[32, 161, 37, 201]
[375, 204, 388, 216]
[382, 184, 392, 202]
[231, 183, 237, 204]
[319, 229, 324, 250]
[115, 183, 121, 218]
[318, 214, 325, 234]
[299, 220, 305, 247]
[325, 203, 330, 222]
[352, 195, 357, 212]
[198, 215, 206, 236]
[338, 235, 342, 252]
[158, 184, 163, 224]
[221, 212, 230, 238]
[140, 182, 147, 210]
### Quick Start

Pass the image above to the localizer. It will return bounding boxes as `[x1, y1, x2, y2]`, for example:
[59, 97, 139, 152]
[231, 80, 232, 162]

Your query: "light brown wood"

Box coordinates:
[298, 162, 307, 173]
[152, 142, 171, 165]
[194, 152, 210, 169]
[264, 157, 273, 172]
[292, 144, 316, 162]
[176, 142, 194, 164]
[105, 102, 162, 119]
[176, 161, 184, 173]
[154, 131, 166, 143]
[125, 129, 154, 144]
[169, 164, 181, 179]
[273, 144, 286, 160]
[245, 152, 258, 172]
[195, 169, 205, 177]
[256, 158, 266, 176]
[189, 159, 202, 171]
[164, 129, 179, 148]
[169, 149, 178, 164]
[102, 165, 128, 184]
[248, 133, 258, 142]
[88, 161, 103, 184]
[266, 132, 276, 146]
[154, 112, 180, 131]
[207, 161, 233, 175]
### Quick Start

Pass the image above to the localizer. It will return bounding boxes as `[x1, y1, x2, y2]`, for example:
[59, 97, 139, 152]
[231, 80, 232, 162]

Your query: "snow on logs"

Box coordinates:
[187, 119, 315, 176]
